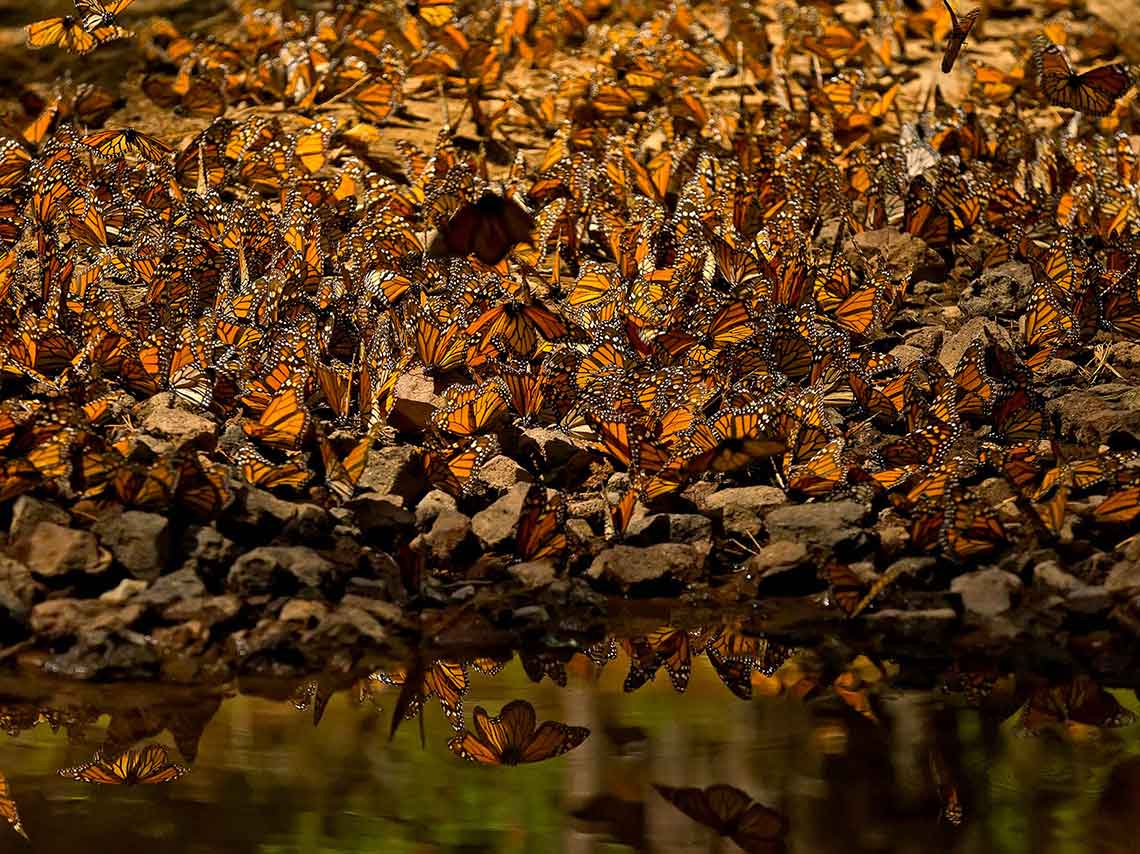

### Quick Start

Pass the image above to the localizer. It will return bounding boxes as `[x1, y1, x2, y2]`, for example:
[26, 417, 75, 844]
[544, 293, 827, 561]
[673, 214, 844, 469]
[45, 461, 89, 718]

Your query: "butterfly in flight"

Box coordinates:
[25, 12, 131, 54]
[940, 0, 979, 73]
[653, 783, 788, 853]
[1032, 35, 1134, 115]
[74, 0, 136, 29]
[428, 191, 535, 265]
[448, 699, 589, 765]
[57, 743, 188, 785]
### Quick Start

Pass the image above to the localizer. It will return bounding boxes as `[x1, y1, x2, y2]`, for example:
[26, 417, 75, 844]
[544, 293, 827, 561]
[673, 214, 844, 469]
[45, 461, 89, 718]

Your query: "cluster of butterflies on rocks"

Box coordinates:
[2, 630, 1137, 845]
[2, 0, 1140, 605]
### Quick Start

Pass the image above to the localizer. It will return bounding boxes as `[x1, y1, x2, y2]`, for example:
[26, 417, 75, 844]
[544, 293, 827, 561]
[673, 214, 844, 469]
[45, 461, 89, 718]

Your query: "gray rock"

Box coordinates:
[587, 543, 705, 589]
[241, 487, 299, 527]
[43, 629, 159, 681]
[851, 227, 944, 280]
[92, 511, 170, 580]
[1049, 383, 1140, 445]
[227, 546, 340, 598]
[350, 493, 415, 537]
[1105, 560, 1140, 595]
[765, 501, 868, 548]
[904, 325, 944, 354]
[957, 263, 1030, 318]
[0, 555, 44, 608]
[9, 496, 68, 542]
[510, 559, 558, 588]
[950, 569, 1022, 617]
[745, 541, 809, 575]
[1034, 560, 1089, 595]
[284, 504, 335, 543]
[625, 513, 713, 546]
[162, 594, 242, 626]
[306, 605, 388, 648]
[357, 444, 426, 502]
[704, 486, 787, 537]
[390, 367, 439, 432]
[135, 569, 207, 611]
[11, 522, 111, 579]
[472, 484, 531, 549]
[415, 489, 457, 528]
[518, 427, 592, 470]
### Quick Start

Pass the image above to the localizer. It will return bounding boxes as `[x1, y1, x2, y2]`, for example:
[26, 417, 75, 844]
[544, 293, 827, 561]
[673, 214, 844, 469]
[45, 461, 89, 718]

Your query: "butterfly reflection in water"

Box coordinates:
[449, 699, 589, 765]
[653, 783, 788, 854]
[58, 743, 188, 785]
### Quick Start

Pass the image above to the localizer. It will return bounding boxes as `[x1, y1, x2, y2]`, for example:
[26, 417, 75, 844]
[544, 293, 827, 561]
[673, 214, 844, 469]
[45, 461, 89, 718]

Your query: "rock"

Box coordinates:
[862, 608, 958, 638]
[92, 511, 170, 580]
[11, 522, 111, 580]
[180, 526, 238, 589]
[9, 496, 69, 542]
[1050, 384, 1140, 445]
[240, 487, 299, 527]
[0, 555, 44, 608]
[279, 599, 329, 626]
[587, 543, 705, 590]
[0, 583, 27, 644]
[43, 628, 161, 680]
[1109, 342, 1140, 368]
[227, 546, 341, 598]
[99, 578, 150, 605]
[357, 444, 426, 502]
[887, 344, 924, 368]
[139, 396, 217, 448]
[390, 367, 439, 432]
[510, 559, 558, 588]
[703, 486, 787, 537]
[283, 504, 335, 543]
[1034, 358, 1080, 384]
[937, 317, 1017, 375]
[30, 599, 143, 640]
[957, 262, 1030, 318]
[350, 493, 415, 538]
[1105, 560, 1140, 595]
[479, 455, 534, 491]
[950, 569, 1022, 617]
[1034, 560, 1089, 595]
[518, 427, 592, 470]
[162, 594, 242, 627]
[305, 605, 388, 651]
[424, 510, 476, 561]
[625, 513, 713, 547]
[415, 489, 457, 528]
[135, 569, 207, 611]
[765, 501, 868, 548]
[851, 227, 944, 280]
[339, 595, 402, 625]
[745, 541, 811, 593]
[472, 484, 531, 549]
[904, 325, 944, 354]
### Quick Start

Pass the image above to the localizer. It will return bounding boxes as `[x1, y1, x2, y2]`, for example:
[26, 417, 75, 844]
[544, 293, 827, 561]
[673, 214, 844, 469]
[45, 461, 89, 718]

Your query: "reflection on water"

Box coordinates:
[0, 631, 1139, 853]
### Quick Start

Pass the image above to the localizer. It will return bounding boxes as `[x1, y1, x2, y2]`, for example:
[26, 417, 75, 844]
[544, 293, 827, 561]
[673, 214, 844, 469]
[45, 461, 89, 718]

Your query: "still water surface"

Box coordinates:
[1, 651, 1139, 854]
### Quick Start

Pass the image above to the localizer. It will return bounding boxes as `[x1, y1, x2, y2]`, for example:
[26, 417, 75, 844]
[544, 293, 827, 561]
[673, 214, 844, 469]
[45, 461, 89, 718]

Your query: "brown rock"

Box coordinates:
[510, 559, 558, 588]
[11, 522, 111, 579]
[227, 546, 341, 598]
[358, 444, 426, 502]
[415, 489, 457, 528]
[30, 599, 143, 640]
[9, 496, 68, 542]
[1050, 384, 1140, 445]
[479, 455, 534, 491]
[950, 569, 1022, 617]
[586, 543, 705, 589]
[390, 367, 439, 431]
[139, 396, 217, 448]
[472, 484, 531, 549]
[765, 501, 868, 548]
[424, 510, 476, 561]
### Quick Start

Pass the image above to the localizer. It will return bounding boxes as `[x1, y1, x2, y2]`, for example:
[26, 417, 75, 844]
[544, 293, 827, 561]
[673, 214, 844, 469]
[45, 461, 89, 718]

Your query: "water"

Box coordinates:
[1, 643, 1140, 853]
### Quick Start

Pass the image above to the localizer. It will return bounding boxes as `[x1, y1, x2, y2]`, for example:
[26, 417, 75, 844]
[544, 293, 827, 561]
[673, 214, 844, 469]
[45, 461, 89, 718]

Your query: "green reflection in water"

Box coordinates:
[1, 661, 1139, 853]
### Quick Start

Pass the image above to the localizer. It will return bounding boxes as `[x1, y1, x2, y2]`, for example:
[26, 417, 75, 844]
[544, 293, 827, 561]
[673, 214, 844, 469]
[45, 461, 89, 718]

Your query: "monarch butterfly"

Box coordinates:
[75, 0, 137, 29]
[1032, 36, 1134, 115]
[941, 1, 979, 73]
[376, 659, 469, 729]
[0, 770, 26, 840]
[25, 16, 130, 54]
[407, 0, 455, 28]
[428, 191, 535, 265]
[448, 700, 589, 765]
[1018, 677, 1137, 735]
[82, 128, 172, 162]
[623, 627, 697, 693]
[58, 743, 188, 785]
[423, 436, 497, 496]
[1095, 486, 1140, 524]
[236, 445, 311, 492]
[243, 388, 309, 450]
[466, 300, 568, 356]
[319, 434, 371, 502]
[652, 783, 788, 852]
[515, 483, 569, 563]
